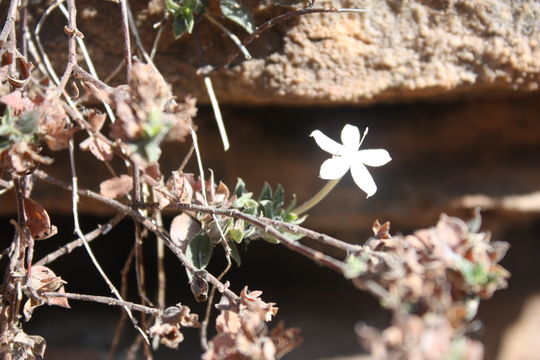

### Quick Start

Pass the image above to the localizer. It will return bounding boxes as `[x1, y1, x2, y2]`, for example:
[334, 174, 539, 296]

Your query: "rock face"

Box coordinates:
[201, 0, 540, 105]
[38, 0, 540, 105]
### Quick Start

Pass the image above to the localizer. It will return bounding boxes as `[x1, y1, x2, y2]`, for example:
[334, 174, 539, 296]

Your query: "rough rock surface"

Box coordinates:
[202, 0, 540, 105]
[35, 0, 540, 105]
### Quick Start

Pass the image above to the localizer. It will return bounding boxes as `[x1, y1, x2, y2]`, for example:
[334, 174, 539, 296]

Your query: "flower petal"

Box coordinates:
[350, 162, 377, 198]
[358, 149, 392, 167]
[310, 130, 345, 155]
[319, 157, 350, 179]
[341, 124, 361, 150]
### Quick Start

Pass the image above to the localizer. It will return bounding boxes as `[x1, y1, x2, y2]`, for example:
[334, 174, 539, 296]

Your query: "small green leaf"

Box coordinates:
[259, 182, 272, 201]
[2, 107, 13, 126]
[261, 234, 280, 244]
[228, 228, 244, 243]
[283, 212, 298, 223]
[0, 135, 11, 151]
[173, 12, 193, 38]
[16, 110, 39, 135]
[273, 184, 285, 209]
[220, 0, 255, 33]
[227, 240, 242, 266]
[143, 142, 162, 163]
[259, 199, 274, 218]
[280, 231, 304, 242]
[165, 0, 181, 13]
[343, 255, 368, 279]
[234, 178, 247, 197]
[186, 233, 213, 269]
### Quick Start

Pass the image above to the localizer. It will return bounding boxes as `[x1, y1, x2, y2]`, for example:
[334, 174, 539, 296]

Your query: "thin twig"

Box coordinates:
[18, 0, 27, 57]
[203, 76, 230, 151]
[193, 30, 230, 151]
[0, 178, 13, 190]
[73, 64, 114, 93]
[119, 0, 132, 81]
[44, 292, 160, 315]
[36, 214, 125, 266]
[57, 3, 116, 122]
[210, 7, 370, 73]
[150, 19, 166, 60]
[67, 140, 149, 343]
[169, 202, 346, 273]
[107, 246, 136, 360]
[125, 1, 152, 63]
[104, 59, 125, 83]
[178, 143, 194, 172]
[56, 0, 78, 95]
[204, 14, 251, 60]
[34, 170, 240, 303]
[0, 0, 19, 42]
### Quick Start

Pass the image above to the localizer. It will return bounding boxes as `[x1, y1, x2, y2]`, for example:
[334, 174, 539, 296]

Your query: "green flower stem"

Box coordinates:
[293, 178, 341, 215]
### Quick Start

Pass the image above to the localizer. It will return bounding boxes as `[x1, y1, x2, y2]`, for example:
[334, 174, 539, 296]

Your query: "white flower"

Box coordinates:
[310, 124, 391, 198]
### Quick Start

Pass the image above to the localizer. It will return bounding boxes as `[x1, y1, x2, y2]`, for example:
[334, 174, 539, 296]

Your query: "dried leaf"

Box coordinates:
[270, 322, 303, 359]
[190, 275, 209, 302]
[23, 197, 57, 240]
[17, 57, 34, 81]
[372, 220, 391, 239]
[99, 175, 133, 199]
[86, 109, 107, 132]
[0, 91, 33, 113]
[149, 323, 184, 349]
[24, 265, 69, 320]
[80, 136, 113, 162]
[170, 213, 200, 250]
[150, 304, 199, 349]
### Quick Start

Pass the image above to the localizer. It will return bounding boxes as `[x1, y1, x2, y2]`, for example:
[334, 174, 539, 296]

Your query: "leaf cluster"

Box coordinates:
[165, 0, 255, 38]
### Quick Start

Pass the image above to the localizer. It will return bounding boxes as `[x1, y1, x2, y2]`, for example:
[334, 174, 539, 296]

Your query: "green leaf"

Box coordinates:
[234, 178, 247, 197]
[273, 184, 285, 209]
[165, 0, 181, 13]
[173, 12, 194, 38]
[0, 135, 11, 151]
[2, 107, 13, 126]
[186, 233, 213, 269]
[259, 199, 274, 218]
[16, 110, 38, 135]
[259, 182, 272, 201]
[280, 231, 304, 242]
[343, 255, 368, 279]
[228, 228, 244, 243]
[220, 0, 255, 33]
[228, 240, 242, 266]
[260, 234, 280, 244]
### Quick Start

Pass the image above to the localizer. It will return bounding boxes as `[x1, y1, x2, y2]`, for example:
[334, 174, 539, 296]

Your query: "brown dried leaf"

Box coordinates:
[190, 276, 209, 302]
[23, 197, 57, 240]
[87, 109, 107, 132]
[170, 213, 200, 250]
[216, 310, 242, 335]
[11, 332, 46, 360]
[17, 57, 34, 80]
[7, 75, 30, 88]
[1, 51, 13, 66]
[80, 136, 113, 162]
[99, 175, 133, 199]
[167, 171, 193, 204]
[270, 322, 303, 359]
[372, 220, 391, 239]
[0, 90, 33, 113]
[24, 265, 69, 320]
[149, 323, 184, 349]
